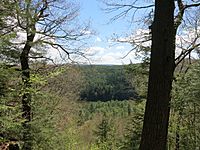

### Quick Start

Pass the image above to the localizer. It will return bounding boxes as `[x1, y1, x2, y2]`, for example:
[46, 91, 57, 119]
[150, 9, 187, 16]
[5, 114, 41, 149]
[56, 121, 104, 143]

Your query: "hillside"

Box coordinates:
[79, 65, 139, 101]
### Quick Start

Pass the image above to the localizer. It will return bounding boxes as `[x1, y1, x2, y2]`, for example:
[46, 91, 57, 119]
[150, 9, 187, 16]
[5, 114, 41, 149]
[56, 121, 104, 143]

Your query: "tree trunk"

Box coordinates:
[139, 1, 175, 150]
[20, 33, 35, 150]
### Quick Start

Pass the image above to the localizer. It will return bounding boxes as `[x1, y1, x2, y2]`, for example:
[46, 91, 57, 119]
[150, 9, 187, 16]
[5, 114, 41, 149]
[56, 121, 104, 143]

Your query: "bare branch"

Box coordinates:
[185, 2, 200, 9]
[29, 56, 56, 64]
[175, 0, 200, 29]
[175, 42, 200, 66]
[1, 0, 91, 64]
[102, 1, 154, 22]
[174, 0, 185, 29]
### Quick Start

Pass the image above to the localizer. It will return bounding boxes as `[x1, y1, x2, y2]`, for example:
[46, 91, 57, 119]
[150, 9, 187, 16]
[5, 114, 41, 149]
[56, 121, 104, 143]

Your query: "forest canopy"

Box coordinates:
[0, 0, 200, 150]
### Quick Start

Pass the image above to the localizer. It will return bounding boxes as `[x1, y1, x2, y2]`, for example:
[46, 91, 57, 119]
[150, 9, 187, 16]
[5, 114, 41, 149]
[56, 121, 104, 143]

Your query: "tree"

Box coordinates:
[1, 0, 90, 149]
[139, 1, 175, 149]
[95, 118, 111, 144]
[93, 117, 115, 149]
[140, 1, 200, 149]
[120, 102, 144, 150]
[125, 63, 149, 99]
[0, 2, 21, 147]
[169, 61, 200, 150]
[80, 65, 137, 101]
[102, 0, 200, 149]
[0, 64, 22, 150]
[0, 0, 18, 62]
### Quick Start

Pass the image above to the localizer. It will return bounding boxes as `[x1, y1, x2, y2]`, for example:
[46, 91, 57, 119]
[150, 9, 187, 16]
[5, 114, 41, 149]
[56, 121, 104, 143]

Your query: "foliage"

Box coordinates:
[0, 63, 85, 149]
[29, 64, 84, 149]
[125, 63, 149, 98]
[119, 101, 145, 150]
[80, 65, 138, 101]
[0, 64, 22, 144]
[45, 65, 85, 100]
[78, 100, 137, 126]
[169, 61, 200, 150]
[94, 117, 114, 147]
[1, 60, 200, 150]
[0, 0, 19, 62]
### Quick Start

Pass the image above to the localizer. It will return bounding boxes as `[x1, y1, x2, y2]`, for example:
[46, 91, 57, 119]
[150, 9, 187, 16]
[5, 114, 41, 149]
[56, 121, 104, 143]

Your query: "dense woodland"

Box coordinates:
[0, 0, 200, 150]
[1, 63, 200, 149]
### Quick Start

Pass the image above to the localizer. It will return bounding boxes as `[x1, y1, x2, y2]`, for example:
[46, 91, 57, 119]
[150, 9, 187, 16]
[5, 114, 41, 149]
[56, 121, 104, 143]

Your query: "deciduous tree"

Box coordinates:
[0, 0, 90, 149]
[102, 0, 200, 149]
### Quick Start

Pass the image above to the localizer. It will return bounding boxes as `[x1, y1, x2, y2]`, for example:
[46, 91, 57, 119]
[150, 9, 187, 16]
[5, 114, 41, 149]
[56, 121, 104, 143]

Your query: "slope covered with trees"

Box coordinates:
[1, 0, 200, 150]
[1, 59, 200, 149]
[80, 65, 138, 101]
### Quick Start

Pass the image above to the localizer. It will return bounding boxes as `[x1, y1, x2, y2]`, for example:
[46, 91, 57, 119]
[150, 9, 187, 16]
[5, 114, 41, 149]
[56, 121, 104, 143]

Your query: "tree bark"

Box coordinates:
[139, 1, 175, 150]
[20, 33, 35, 150]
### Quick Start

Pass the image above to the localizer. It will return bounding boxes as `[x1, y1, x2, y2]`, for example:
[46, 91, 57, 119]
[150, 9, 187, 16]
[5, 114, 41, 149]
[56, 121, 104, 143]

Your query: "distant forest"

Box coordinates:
[80, 65, 138, 101]
[1, 0, 200, 149]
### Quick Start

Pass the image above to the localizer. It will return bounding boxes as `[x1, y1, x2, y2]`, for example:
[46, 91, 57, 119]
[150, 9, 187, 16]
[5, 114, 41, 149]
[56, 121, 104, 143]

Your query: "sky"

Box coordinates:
[76, 0, 200, 65]
[44, 0, 160, 65]
[15, 0, 200, 65]
[76, 0, 143, 65]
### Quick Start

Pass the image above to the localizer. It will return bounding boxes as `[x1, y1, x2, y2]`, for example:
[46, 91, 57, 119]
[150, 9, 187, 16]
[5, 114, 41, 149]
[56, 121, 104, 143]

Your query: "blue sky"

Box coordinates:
[78, 0, 142, 64]
[80, 1, 130, 38]
[47, 0, 199, 64]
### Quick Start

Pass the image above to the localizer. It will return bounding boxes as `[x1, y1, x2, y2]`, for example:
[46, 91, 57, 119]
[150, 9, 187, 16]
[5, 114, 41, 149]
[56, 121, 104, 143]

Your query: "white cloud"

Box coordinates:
[95, 37, 102, 42]
[14, 28, 200, 65]
[80, 29, 92, 35]
[88, 49, 140, 65]
[83, 27, 200, 65]
[176, 27, 200, 59]
[85, 46, 105, 56]
[116, 46, 125, 50]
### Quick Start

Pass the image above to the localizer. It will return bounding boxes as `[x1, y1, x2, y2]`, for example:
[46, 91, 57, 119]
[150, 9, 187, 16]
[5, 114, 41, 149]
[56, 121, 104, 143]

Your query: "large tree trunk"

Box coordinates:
[139, 1, 175, 149]
[20, 33, 35, 150]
